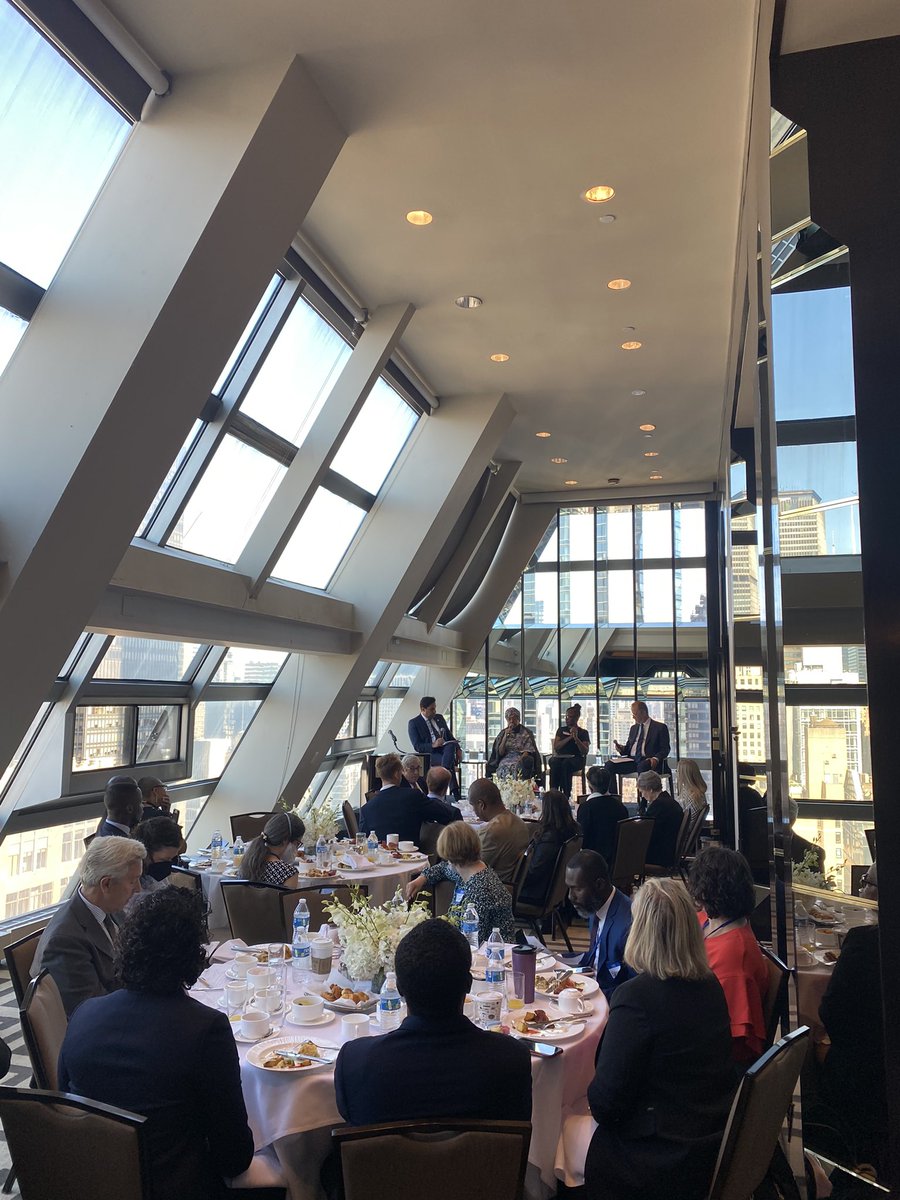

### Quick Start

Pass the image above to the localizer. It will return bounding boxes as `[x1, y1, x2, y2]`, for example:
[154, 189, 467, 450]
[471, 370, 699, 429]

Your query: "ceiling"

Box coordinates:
[110, 0, 758, 495]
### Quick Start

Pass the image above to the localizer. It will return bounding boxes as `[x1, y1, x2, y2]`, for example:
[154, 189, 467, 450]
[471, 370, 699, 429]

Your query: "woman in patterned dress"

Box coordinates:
[239, 811, 305, 889]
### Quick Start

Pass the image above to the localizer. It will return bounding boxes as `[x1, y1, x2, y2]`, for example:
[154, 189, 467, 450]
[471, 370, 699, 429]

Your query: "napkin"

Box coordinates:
[335, 851, 369, 869]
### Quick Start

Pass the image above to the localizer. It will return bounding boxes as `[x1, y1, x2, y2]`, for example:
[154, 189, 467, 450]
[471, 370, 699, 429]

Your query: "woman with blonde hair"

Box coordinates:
[404, 820, 514, 943]
[584, 878, 735, 1200]
[675, 758, 708, 816]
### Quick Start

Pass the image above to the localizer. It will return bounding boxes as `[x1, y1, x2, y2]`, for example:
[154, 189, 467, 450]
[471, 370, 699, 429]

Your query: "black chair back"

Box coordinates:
[229, 812, 272, 842]
[0, 1085, 150, 1200]
[610, 818, 654, 894]
[759, 944, 793, 1048]
[333, 1119, 531, 1200]
[168, 865, 201, 892]
[707, 1027, 810, 1200]
[4, 928, 45, 1007]
[343, 801, 359, 838]
[220, 880, 290, 944]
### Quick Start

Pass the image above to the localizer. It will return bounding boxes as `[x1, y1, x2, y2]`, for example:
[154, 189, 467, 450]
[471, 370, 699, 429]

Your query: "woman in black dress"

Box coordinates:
[549, 706, 590, 797]
[517, 789, 581, 907]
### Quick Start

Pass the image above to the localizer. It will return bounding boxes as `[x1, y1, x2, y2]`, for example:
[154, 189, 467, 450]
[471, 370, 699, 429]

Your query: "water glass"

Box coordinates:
[506, 970, 526, 1010]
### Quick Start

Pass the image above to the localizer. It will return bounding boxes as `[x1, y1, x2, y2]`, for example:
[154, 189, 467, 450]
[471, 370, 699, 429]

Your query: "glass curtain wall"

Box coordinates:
[451, 502, 714, 803]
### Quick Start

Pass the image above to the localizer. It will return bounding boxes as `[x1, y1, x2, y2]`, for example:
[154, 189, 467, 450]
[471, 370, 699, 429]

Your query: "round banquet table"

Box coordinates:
[196, 944, 608, 1200]
[192, 858, 424, 932]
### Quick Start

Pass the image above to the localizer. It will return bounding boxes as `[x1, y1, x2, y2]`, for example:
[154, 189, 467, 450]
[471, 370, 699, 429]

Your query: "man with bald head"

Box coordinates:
[468, 778, 530, 884]
[604, 700, 670, 793]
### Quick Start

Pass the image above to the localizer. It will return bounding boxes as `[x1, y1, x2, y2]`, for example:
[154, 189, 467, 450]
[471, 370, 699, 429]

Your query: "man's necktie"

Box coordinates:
[103, 914, 119, 945]
[634, 724, 644, 761]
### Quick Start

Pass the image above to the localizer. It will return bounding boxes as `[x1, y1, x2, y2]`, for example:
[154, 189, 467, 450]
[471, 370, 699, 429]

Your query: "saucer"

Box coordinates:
[219, 996, 283, 1017]
[232, 1021, 276, 1043]
[286, 1010, 335, 1028]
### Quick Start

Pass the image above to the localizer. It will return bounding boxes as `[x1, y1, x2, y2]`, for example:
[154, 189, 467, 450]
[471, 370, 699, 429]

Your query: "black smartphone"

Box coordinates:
[530, 1042, 563, 1058]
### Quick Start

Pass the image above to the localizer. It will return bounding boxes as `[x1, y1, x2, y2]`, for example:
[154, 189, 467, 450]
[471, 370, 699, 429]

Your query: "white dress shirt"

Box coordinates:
[78, 887, 115, 945]
[628, 717, 651, 759]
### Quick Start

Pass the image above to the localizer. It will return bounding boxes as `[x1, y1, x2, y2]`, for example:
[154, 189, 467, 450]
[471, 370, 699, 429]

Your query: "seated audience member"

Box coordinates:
[687, 846, 769, 1065]
[637, 770, 683, 869]
[239, 812, 304, 888]
[32, 837, 146, 1015]
[565, 850, 633, 999]
[604, 700, 670, 791]
[130, 816, 185, 904]
[675, 758, 708, 817]
[138, 775, 175, 822]
[517, 789, 581, 908]
[399, 753, 428, 795]
[469, 777, 531, 884]
[408, 697, 461, 776]
[585, 879, 735, 1200]
[819, 862, 887, 1177]
[549, 706, 590, 797]
[406, 822, 515, 944]
[359, 753, 460, 844]
[425, 766, 455, 806]
[97, 775, 143, 837]
[487, 707, 540, 780]
[577, 766, 628, 863]
[335, 919, 531, 1124]
[58, 888, 253, 1200]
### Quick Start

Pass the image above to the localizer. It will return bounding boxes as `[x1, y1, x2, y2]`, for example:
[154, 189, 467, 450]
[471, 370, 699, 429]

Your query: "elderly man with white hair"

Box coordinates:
[399, 753, 428, 795]
[32, 836, 146, 1015]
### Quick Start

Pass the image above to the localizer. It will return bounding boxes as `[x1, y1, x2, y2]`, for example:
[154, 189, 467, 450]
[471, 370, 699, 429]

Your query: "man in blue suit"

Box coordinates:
[565, 850, 634, 1000]
[408, 697, 461, 798]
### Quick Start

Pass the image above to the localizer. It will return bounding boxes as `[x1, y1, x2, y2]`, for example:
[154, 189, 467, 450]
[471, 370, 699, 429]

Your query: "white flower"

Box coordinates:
[290, 791, 339, 842]
[323, 886, 430, 980]
[497, 777, 535, 812]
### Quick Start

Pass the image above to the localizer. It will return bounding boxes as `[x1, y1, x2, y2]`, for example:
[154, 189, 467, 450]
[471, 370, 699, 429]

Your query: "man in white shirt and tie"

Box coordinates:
[604, 700, 670, 794]
[409, 698, 462, 798]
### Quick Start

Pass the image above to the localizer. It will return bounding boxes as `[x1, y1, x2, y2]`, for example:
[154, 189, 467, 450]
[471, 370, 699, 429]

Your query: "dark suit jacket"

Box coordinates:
[643, 791, 684, 868]
[618, 719, 671, 767]
[586, 973, 735, 1200]
[58, 989, 253, 1200]
[335, 1013, 532, 1125]
[579, 889, 634, 999]
[408, 712, 454, 761]
[578, 792, 629, 864]
[97, 819, 131, 837]
[31, 891, 119, 1016]
[358, 784, 461, 844]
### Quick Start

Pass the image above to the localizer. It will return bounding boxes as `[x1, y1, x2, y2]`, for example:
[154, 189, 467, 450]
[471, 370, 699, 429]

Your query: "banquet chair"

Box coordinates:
[675, 801, 711, 879]
[279, 885, 360, 939]
[342, 801, 359, 838]
[706, 1027, 810, 1200]
[0, 1085, 150, 1200]
[19, 970, 68, 1091]
[609, 818, 654, 895]
[417, 820, 444, 861]
[230, 813, 272, 842]
[333, 1119, 532, 1200]
[4, 927, 45, 1006]
[221, 880, 290, 945]
[644, 805, 695, 877]
[512, 834, 582, 951]
[168, 865, 202, 892]
[759, 945, 793, 1049]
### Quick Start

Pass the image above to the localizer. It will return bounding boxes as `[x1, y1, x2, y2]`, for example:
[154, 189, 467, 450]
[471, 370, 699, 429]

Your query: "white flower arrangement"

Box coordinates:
[792, 848, 836, 892]
[497, 775, 536, 813]
[291, 791, 339, 845]
[324, 886, 431, 983]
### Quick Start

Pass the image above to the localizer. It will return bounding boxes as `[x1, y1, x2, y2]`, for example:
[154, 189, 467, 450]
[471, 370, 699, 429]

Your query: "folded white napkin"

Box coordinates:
[335, 851, 370, 869]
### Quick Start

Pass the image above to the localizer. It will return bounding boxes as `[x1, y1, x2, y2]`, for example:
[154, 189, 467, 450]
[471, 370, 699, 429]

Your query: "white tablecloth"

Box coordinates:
[196, 945, 608, 1200]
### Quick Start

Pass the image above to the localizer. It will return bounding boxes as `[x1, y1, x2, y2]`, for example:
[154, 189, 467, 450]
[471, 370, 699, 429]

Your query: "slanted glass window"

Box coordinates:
[136, 704, 180, 762]
[192, 699, 261, 776]
[330, 378, 417, 494]
[212, 648, 288, 684]
[139, 419, 204, 536]
[238, 296, 351, 443]
[0, 816, 95, 918]
[0, 3, 129, 288]
[72, 703, 183, 771]
[271, 488, 366, 589]
[0, 305, 27, 375]
[93, 637, 203, 682]
[213, 276, 281, 396]
[0, 701, 51, 795]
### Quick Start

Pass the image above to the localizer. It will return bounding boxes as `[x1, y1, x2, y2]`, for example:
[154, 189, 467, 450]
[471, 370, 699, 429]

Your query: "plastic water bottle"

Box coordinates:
[293, 898, 310, 936]
[231, 836, 244, 868]
[485, 927, 505, 988]
[315, 835, 328, 871]
[461, 905, 480, 952]
[292, 902, 312, 980]
[366, 831, 379, 862]
[210, 829, 223, 865]
[378, 971, 402, 1031]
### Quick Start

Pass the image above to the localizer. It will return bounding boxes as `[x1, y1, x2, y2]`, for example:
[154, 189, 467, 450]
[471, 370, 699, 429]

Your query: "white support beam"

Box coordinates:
[194, 392, 514, 837]
[414, 460, 522, 631]
[0, 55, 345, 777]
[235, 302, 415, 595]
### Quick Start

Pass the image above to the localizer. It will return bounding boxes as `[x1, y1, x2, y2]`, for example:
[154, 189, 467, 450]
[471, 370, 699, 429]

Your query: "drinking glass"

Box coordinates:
[506, 971, 526, 1010]
[267, 943, 286, 1003]
[225, 980, 248, 1025]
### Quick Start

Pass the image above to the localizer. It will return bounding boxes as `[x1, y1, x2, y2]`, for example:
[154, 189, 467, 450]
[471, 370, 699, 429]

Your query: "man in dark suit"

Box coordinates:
[578, 766, 629, 864]
[638, 770, 684, 869]
[604, 700, 670, 792]
[565, 849, 634, 999]
[335, 919, 532, 1125]
[32, 836, 146, 1015]
[359, 753, 461, 843]
[96, 775, 143, 837]
[408, 697, 461, 777]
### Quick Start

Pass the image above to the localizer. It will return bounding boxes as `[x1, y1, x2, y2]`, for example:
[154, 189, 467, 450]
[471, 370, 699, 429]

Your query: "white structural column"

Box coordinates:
[197, 392, 515, 833]
[0, 57, 345, 774]
[235, 301, 415, 595]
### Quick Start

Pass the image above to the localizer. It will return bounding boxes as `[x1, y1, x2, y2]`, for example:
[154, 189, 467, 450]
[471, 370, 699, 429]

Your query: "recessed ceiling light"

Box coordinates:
[454, 295, 483, 309]
[584, 185, 615, 203]
[649, 471, 663, 481]
[621, 340, 642, 351]
[631, 389, 646, 396]
[639, 423, 656, 432]
[406, 210, 433, 225]
[564, 480, 579, 486]
[550, 457, 568, 464]
[535, 431, 552, 438]
[598, 213, 617, 224]
[490, 353, 510, 362]
[607, 278, 631, 290]
[644, 450, 659, 457]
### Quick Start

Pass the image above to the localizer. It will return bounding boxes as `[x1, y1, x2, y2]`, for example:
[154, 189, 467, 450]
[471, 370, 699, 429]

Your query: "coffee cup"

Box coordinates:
[557, 989, 585, 1015]
[475, 991, 503, 1027]
[398, 841, 416, 853]
[247, 965, 275, 990]
[231, 952, 254, 979]
[311, 939, 333, 977]
[240, 1008, 269, 1040]
[291, 995, 324, 1024]
[386, 834, 399, 847]
[225, 980, 249, 1009]
[342, 1012, 370, 1040]
[463, 994, 478, 1022]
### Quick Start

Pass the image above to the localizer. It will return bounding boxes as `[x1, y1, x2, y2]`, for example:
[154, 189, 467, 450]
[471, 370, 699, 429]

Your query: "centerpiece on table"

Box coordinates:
[497, 774, 537, 814]
[324, 885, 430, 991]
[791, 847, 836, 891]
[288, 791, 340, 854]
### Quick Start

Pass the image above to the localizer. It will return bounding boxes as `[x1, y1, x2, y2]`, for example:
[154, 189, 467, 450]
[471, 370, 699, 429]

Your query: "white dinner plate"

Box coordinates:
[246, 1037, 339, 1072]
[305, 986, 378, 1013]
[286, 1010, 336, 1028]
[814, 949, 840, 967]
[534, 972, 600, 999]
[509, 1018, 586, 1041]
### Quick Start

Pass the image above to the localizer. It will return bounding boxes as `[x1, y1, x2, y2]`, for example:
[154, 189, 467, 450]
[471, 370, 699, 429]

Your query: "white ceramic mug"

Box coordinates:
[240, 1008, 269, 1040]
[247, 965, 275, 990]
[342, 1013, 370, 1039]
[557, 989, 585, 1015]
[475, 991, 503, 1026]
[398, 841, 416, 852]
[225, 980, 249, 1009]
[231, 952, 254, 979]
[385, 833, 399, 847]
[463, 994, 478, 1022]
[255, 985, 281, 1015]
[291, 995, 325, 1024]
